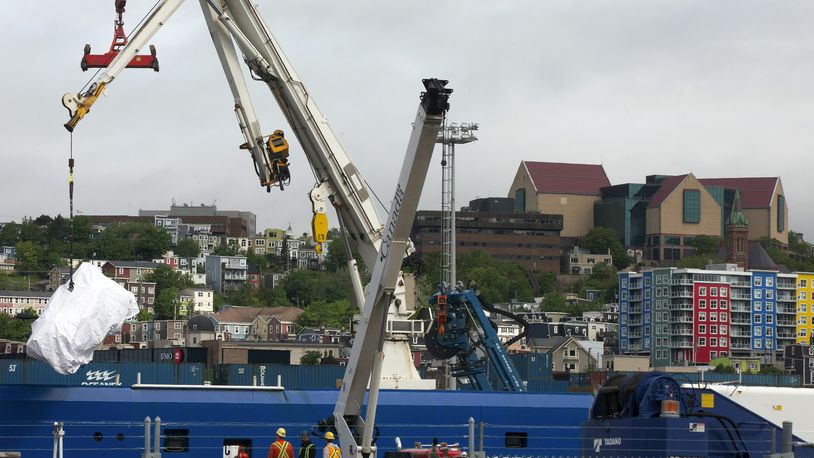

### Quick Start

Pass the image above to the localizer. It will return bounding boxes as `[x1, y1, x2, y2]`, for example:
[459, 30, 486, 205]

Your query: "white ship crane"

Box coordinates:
[60, 2, 452, 457]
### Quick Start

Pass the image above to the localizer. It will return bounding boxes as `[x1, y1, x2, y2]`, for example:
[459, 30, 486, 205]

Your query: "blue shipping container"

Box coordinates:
[0, 361, 203, 386]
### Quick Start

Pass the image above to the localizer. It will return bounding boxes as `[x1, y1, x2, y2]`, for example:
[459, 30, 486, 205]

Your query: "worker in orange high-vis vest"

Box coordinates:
[269, 427, 294, 458]
[323, 432, 340, 458]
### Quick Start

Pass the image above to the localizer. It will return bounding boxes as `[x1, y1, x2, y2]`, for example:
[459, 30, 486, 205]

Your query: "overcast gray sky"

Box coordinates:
[3, 1, 814, 239]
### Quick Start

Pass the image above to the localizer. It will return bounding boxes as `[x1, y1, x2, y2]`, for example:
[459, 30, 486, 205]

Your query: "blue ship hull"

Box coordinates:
[0, 385, 593, 457]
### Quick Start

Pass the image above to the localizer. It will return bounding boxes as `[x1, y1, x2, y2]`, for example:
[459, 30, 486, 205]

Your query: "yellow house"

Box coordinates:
[797, 273, 814, 344]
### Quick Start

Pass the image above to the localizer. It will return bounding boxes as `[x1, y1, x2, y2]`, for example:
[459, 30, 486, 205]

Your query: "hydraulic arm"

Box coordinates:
[425, 286, 525, 392]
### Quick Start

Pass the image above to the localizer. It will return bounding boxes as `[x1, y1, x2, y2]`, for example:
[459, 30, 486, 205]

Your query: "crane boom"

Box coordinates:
[60, 3, 452, 457]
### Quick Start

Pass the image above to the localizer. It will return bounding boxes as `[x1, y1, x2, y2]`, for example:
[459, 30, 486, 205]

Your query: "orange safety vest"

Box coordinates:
[325, 443, 340, 458]
[271, 440, 293, 458]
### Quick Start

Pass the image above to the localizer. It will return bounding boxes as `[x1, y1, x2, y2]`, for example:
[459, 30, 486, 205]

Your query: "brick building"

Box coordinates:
[411, 210, 562, 272]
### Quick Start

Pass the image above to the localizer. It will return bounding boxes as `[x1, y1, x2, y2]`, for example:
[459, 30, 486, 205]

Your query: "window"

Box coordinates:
[174, 322, 182, 330]
[720, 312, 728, 322]
[766, 277, 774, 287]
[698, 337, 707, 346]
[711, 338, 718, 346]
[754, 315, 762, 324]
[163, 429, 190, 452]
[683, 189, 701, 223]
[699, 312, 707, 321]
[755, 276, 762, 286]
[155, 323, 161, 330]
[711, 300, 718, 309]
[514, 189, 526, 213]
[699, 324, 707, 334]
[505, 432, 528, 449]
[711, 312, 718, 322]
[801, 317, 808, 325]
[778, 195, 785, 232]
[700, 287, 707, 296]
[801, 329, 808, 337]
[811, 316, 814, 325]
[711, 287, 719, 297]
[755, 302, 762, 311]
[721, 325, 728, 335]
[802, 292, 808, 300]
[755, 327, 762, 336]
[699, 299, 707, 309]
[720, 337, 727, 347]
[721, 288, 728, 297]
[710, 325, 718, 334]
[766, 302, 773, 311]
[720, 300, 728, 309]
[800, 304, 807, 313]
[754, 289, 762, 299]
[766, 328, 774, 337]
[766, 315, 774, 324]
[767, 290, 774, 299]
[801, 279, 808, 288]
[766, 340, 773, 349]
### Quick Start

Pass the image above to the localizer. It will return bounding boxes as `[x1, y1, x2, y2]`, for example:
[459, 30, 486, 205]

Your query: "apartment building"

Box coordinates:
[619, 265, 798, 366]
[205, 255, 248, 293]
[0, 290, 51, 315]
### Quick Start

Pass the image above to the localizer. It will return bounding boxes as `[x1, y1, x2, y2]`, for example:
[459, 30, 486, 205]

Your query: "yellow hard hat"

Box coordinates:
[276, 428, 286, 437]
[324, 432, 335, 440]
[273, 129, 284, 137]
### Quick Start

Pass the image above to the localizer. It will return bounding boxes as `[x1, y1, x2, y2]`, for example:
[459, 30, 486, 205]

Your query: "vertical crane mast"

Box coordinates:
[334, 79, 451, 458]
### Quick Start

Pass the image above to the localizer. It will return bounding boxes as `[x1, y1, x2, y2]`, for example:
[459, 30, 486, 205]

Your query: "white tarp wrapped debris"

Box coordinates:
[26, 263, 139, 374]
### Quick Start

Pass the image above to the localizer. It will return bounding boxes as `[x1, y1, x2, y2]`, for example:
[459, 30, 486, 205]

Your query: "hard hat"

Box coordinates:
[273, 129, 284, 137]
[276, 428, 286, 437]
[324, 432, 335, 440]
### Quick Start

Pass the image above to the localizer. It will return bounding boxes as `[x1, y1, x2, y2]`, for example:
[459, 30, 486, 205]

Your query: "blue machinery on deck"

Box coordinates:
[425, 287, 524, 391]
[582, 372, 814, 457]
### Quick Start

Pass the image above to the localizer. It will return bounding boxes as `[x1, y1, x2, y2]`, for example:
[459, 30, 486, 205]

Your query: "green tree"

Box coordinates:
[712, 363, 737, 374]
[0, 312, 33, 341]
[133, 225, 172, 260]
[223, 284, 262, 308]
[154, 287, 179, 319]
[688, 235, 723, 256]
[136, 309, 154, 321]
[0, 222, 20, 246]
[144, 264, 193, 295]
[582, 226, 631, 269]
[213, 242, 240, 256]
[13, 241, 44, 275]
[539, 292, 567, 311]
[297, 299, 354, 329]
[300, 350, 321, 365]
[175, 238, 200, 270]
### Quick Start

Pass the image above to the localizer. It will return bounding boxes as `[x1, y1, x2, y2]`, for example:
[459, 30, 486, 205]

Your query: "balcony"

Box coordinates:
[730, 293, 752, 300]
[777, 306, 796, 315]
[777, 320, 796, 327]
[776, 292, 796, 301]
[629, 331, 642, 338]
[629, 306, 642, 314]
[731, 341, 752, 350]
[671, 327, 693, 336]
[672, 315, 693, 323]
[777, 331, 796, 339]
[730, 329, 751, 337]
[777, 281, 796, 290]
[731, 281, 751, 288]
[669, 303, 693, 311]
[730, 304, 751, 312]
[671, 279, 693, 286]
[670, 290, 693, 299]
[672, 338, 693, 348]
[629, 295, 643, 302]
[731, 318, 751, 325]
